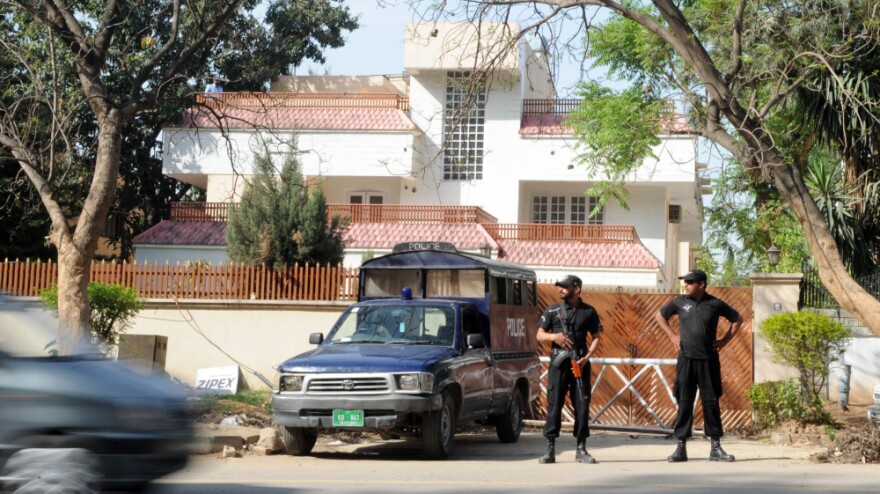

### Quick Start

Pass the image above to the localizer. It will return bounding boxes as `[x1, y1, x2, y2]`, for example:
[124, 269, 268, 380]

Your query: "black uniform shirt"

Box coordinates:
[659, 293, 740, 359]
[539, 300, 603, 357]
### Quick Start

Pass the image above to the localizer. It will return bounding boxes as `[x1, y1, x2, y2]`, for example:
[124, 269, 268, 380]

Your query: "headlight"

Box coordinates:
[395, 373, 433, 392]
[280, 375, 304, 392]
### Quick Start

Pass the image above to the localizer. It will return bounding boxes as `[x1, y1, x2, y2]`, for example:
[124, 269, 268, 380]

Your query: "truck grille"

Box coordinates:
[307, 377, 389, 393]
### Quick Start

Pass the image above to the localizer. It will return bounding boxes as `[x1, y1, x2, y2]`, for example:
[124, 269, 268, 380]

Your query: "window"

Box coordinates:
[532, 195, 604, 224]
[443, 71, 485, 181]
[349, 193, 384, 205]
[532, 196, 549, 224]
[668, 204, 681, 224]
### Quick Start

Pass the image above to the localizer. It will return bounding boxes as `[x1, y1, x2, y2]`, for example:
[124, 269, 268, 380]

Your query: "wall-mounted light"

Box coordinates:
[480, 243, 492, 258]
[767, 244, 781, 273]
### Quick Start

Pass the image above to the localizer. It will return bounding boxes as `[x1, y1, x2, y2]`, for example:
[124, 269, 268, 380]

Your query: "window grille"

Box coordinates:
[668, 204, 682, 224]
[443, 71, 485, 181]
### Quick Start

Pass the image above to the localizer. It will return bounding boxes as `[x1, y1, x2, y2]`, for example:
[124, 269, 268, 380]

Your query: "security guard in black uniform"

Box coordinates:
[655, 269, 743, 462]
[536, 275, 602, 464]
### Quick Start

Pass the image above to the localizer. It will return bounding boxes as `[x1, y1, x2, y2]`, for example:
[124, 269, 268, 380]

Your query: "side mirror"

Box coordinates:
[466, 333, 485, 349]
[309, 333, 324, 345]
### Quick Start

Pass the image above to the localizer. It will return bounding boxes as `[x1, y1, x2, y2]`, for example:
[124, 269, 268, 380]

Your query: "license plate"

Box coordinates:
[332, 409, 364, 427]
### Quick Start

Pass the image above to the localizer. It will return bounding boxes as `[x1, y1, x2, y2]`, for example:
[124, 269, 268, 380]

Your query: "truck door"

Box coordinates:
[456, 305, 494, 418]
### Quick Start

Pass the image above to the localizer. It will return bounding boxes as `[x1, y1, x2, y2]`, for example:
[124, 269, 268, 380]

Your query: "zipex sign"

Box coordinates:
[194, 365, 239, 395]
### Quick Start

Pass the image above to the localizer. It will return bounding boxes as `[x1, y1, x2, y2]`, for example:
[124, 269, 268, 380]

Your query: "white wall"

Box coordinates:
[127, 300, 347, 390]
[829, 337, 880, 405]
[134, 245, 229, 266]
[163, 129, 414, 201]
[534, 267, 660, 287]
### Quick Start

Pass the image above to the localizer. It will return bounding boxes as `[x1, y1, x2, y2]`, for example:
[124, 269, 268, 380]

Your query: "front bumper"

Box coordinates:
[273, 393, 441, 428]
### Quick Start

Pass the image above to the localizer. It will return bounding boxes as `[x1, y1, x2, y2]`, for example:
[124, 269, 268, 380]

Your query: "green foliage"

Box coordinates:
[226, 389, 273, 409]
[702, 160, 813, 282]
[226, 142, 345, 268]
[568, 81, 666, 210]
[0, 1, 358, 261]
[580, 0, 880, 283]
[40, 282, 144, 348]
[747, 379, 834, 429]
[759, 311, 851, 418]
[747, 380, 809, 429]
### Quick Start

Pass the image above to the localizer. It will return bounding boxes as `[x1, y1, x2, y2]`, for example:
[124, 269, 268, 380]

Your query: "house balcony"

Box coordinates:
[194, 92, 410, 111]
[168, 202, 639, 244]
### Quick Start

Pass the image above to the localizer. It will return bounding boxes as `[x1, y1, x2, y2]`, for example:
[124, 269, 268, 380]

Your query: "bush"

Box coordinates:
[759, 311, 850, 421]
[748, 380, 808, 430]
[40, 282, 144, 352]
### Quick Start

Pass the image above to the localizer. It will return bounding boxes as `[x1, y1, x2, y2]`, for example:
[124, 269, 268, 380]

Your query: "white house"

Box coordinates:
[137, 22, 704, 288]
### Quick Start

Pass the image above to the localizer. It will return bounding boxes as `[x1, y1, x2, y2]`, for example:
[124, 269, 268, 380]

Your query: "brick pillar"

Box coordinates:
[748, 273, 803, 383]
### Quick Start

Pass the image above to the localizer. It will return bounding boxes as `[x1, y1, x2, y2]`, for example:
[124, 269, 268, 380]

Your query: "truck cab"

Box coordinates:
[272, 243, 541, 459]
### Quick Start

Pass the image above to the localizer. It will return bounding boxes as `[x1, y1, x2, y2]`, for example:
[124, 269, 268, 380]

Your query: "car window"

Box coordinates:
[327, 305, 455, 346]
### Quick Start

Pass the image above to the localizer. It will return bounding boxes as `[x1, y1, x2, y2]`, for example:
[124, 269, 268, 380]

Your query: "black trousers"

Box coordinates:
[672, 354, 724, 440]
[543, 361, 592, 441]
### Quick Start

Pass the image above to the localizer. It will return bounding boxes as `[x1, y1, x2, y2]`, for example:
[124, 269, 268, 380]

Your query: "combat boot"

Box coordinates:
[575, 441, 597, 464]
[667, 439, 688, 462]
[538, 438, 555, 464]
[709, 438, 735, 462]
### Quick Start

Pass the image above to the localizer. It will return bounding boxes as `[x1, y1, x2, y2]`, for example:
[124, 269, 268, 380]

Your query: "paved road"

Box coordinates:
[149, 432, 878, 494]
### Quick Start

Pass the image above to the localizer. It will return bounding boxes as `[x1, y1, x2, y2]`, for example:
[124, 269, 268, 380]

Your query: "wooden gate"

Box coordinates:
[534, 285, 754, 431]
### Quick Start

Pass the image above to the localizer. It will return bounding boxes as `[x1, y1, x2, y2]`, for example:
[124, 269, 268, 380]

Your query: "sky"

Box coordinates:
[298, 0, 600, 97]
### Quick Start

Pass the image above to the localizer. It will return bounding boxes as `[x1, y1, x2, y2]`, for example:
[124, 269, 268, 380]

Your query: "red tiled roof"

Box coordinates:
[133, 220, 227, 246]
[498, 239, 661, 269]
[344, 223, 499, 250]
[169, 106, 417, 132]
[132, 221, 661, 270]
[519, 114, 692, 136]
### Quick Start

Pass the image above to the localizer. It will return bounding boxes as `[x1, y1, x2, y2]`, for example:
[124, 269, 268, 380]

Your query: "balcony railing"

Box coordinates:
[522, 99, 582, 116]
[171, 202, 232, 221]
[325, 204, 498, 224]
[170, 203, 498, 224]
[168, 203, 638, 244]
[194, 92, 409, 111]
[482, 224, 639, 243]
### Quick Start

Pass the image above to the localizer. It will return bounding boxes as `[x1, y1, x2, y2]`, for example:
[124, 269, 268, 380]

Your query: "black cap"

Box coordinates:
[678, 269, 707, 283]
[555, 275, 582, 288]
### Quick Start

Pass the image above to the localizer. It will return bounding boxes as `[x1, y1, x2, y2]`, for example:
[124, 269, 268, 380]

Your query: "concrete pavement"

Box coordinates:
[150, 431, 879, 494]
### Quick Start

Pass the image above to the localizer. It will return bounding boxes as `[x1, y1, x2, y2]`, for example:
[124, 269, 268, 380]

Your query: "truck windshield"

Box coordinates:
[328, 305, 455, 346]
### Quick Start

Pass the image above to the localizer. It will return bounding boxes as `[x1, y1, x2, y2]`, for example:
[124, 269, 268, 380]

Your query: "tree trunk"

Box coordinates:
[53, 112, 122, 353]
[638, 0, 880, 336]
[767, 158, 880, 336]
[56, 244, 91, 354]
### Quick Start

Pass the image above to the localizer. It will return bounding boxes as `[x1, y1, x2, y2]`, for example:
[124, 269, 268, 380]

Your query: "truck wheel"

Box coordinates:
[495, 388, 524, 443]
[422, 391, 456, 459]
[277, 426, 318, 456]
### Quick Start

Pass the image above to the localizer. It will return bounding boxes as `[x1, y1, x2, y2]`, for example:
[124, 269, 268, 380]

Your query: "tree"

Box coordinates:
[415, 1, 880, 335]
[40, 282, 144, 353]
[759, 311, 850, 421]
[226, 143, 345, 268]
[0, 1, 356, 352]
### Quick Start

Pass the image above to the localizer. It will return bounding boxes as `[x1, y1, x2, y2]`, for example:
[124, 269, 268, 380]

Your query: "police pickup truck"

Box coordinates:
[272, 243, 541, 459]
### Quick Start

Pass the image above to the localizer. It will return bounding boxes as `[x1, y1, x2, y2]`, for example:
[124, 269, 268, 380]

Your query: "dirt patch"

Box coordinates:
[190, 398, 273, 428]
[813, 422, 880, 464]
[806, 404, 880, 463]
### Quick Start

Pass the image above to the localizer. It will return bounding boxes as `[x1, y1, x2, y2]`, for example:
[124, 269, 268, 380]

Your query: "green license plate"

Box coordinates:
[332, 409, 364, 427]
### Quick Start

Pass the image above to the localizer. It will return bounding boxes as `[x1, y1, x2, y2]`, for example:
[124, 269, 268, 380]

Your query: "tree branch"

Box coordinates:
[725, 0, 745, 82]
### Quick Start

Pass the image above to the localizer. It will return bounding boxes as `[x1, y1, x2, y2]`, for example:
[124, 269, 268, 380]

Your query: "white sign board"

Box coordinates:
[194, 365, 239, 395]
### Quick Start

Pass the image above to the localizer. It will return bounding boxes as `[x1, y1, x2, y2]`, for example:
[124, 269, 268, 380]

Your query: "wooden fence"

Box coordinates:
[534, 285, 754, 430]
[0, 260, 359, 301]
